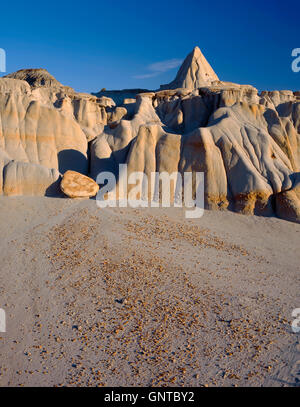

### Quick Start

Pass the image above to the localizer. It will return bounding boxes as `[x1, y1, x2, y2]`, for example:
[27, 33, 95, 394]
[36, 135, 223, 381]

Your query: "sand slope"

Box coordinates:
[0, 197, 299, 387]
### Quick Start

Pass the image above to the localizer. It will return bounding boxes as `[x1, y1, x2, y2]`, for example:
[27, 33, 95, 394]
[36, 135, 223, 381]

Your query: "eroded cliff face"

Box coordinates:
[0, 73, 111, 195]
[90, 88, 300, 223]
[0, 56, 300, 223]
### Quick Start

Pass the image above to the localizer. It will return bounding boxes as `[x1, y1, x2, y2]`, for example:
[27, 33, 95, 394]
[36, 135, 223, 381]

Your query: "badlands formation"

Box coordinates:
[0, 46, 300, 223]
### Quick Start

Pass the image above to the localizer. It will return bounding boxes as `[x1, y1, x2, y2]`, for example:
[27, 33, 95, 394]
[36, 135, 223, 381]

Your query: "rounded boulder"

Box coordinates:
[61, 170, 99, 198]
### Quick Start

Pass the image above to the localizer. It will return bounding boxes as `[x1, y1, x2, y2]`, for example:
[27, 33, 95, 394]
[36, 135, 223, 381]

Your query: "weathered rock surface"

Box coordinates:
[3, 161, 60, 196]
[3, 69, 112, 142]
[0, 70, 115, 196]
[160, 46, 219, 90]
[4, 68, 70, 90]
[90, 64, 300, 222]
[60, 170, 99, 198]
[92, 89, 149, 106]
[1, 48, 300, 223]
[0, 77, 88, 195]
[275, 175, 300, 223]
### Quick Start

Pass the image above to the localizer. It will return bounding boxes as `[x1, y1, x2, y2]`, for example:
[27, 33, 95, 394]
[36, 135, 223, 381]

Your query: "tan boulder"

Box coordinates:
[60, 170, 99, 198]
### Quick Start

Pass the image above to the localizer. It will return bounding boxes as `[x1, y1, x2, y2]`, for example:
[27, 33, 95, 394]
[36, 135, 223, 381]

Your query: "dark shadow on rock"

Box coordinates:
[45, 175, 65, 198]
[58, 149, 88, 175]
[254, 194, 275, 217]
[276, 101, 294, 118]
[289, 172, 300, 188]
[90, 142, 133, 183]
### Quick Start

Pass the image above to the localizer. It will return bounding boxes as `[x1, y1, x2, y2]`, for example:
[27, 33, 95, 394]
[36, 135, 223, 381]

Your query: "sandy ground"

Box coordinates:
[0, 196, 299, 387]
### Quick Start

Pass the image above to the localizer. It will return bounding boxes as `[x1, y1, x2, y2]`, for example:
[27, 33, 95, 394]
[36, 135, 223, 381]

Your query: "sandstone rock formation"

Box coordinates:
[1, 49, 300, 223]
[90, 90, 299, 221]
[0, 70, 116, 196]
[4, 68, 69, 90]
[3, 161, 60, 196]
[160, 46, 219, 90]
[60, 170, 99, 198]
[92, 89, 149, 106]
[88, 48, 300, 223]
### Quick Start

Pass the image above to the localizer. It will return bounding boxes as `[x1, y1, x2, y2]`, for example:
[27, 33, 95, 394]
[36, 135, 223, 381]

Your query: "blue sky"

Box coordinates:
[0, 0, 299, 92]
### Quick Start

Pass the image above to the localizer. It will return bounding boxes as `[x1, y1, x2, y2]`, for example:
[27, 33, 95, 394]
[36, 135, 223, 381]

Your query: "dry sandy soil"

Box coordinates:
[0, 196, 299, 387]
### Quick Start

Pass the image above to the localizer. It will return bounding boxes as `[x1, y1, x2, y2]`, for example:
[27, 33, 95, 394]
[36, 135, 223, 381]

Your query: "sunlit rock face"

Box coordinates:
[1, 51, 300, 223]
[0, 70, 114, 195]
[160, 46, 219, 90]
[0, 77, 88, 195]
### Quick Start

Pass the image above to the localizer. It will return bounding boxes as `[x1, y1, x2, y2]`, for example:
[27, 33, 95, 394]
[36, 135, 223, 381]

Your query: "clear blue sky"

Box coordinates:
[0, 0, 299, 92]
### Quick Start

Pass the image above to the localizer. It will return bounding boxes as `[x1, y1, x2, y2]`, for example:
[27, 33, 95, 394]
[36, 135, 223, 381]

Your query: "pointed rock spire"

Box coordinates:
[160, 46, 219, 90]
